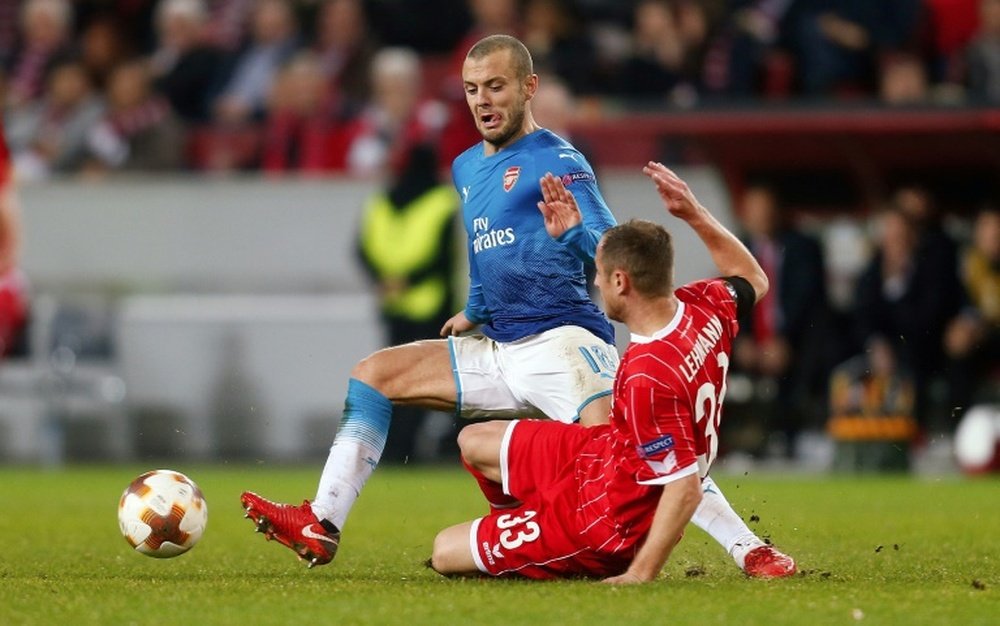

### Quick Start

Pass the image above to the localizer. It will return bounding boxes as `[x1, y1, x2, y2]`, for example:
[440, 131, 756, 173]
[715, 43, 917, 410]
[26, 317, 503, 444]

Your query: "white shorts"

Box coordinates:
[447, 325, 619, 423]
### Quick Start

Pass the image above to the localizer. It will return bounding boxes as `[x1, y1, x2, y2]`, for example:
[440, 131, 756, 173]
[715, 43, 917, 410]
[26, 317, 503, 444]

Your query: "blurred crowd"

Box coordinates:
[1, 0, 998, 467]
[725, 183, 999, 463]
[1, 0, 999, 179]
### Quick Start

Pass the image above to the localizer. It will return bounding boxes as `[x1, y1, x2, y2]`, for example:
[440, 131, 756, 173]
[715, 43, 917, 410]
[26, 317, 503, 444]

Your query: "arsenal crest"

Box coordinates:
[503, 166, 521, 192]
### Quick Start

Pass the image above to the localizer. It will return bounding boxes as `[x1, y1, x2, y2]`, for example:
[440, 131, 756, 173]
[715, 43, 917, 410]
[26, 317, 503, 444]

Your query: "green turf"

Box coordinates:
[0, 465, 996, 625]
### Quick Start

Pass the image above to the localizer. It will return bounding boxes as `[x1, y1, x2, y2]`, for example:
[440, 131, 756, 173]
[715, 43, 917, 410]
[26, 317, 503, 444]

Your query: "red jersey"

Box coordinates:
[577, 278, 740, 547]
[470, 278, 743, 578]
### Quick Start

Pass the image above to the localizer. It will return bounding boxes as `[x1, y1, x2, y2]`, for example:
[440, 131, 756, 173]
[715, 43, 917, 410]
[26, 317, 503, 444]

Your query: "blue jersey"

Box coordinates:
[452, 129, 616, 343]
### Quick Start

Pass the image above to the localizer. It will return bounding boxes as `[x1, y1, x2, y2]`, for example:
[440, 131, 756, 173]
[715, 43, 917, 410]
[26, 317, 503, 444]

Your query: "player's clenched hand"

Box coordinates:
[601, 571, 649, 585]
[642, 161, 706, 223]
[537, 172, 582, 239]
[440, 310, 476, 337]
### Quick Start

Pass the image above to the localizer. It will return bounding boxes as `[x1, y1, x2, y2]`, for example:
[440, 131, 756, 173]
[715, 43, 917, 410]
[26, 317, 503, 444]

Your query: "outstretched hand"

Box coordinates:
[537, 172, 582, 239]
[642, 161, 705, 223]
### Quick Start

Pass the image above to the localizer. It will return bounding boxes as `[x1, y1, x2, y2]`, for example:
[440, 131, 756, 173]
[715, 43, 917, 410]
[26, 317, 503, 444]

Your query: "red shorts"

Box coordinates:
[0, 269, 28, 356]
[469, 420, 635, 579]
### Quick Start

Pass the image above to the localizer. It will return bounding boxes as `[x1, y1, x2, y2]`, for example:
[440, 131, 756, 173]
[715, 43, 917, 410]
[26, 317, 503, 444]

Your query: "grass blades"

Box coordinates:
[0, 466, 997, 625]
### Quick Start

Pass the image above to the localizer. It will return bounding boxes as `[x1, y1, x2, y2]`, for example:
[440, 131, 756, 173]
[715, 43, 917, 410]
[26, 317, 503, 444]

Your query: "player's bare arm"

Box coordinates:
[537, 172, 582, 239]
[602, 473, 703, 585]
[643, 161, 768, 302]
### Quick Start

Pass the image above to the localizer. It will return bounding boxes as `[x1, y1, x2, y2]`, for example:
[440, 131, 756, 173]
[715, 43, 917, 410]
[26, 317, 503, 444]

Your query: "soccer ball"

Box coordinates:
[118, 469, 208, 558]
[954, 404, 1000, 475]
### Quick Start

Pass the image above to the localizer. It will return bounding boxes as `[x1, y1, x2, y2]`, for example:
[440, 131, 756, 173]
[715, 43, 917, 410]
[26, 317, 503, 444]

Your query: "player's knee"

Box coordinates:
[429, 530, 463, 576]
[429, 531, 449, 574]
[457, 422, 493, 464]
[456, 423, 479, 457]
[350, 351, 390, 393]
[458, 422, 504, 476]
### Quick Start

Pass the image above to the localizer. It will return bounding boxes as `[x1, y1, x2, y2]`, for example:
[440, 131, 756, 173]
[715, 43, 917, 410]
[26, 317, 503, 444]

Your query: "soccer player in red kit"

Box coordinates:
[429, 161, 775, 582]
[0, 120, 28, 358]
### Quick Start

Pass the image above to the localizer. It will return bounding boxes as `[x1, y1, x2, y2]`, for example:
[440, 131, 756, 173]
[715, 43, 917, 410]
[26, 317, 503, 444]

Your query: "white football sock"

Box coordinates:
[311, 439, 380, 530]
[311, 379, 392, 531]
[690, 475, 765, 569]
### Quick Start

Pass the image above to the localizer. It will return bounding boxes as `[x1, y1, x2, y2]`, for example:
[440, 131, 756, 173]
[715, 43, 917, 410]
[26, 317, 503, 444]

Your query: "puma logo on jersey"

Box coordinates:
[558, 152, 578, 161]
[462, 186, 471, 202]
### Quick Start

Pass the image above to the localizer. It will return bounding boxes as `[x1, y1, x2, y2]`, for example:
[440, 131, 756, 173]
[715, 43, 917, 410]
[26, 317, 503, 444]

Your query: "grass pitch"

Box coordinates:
[0, 465, 996, 625]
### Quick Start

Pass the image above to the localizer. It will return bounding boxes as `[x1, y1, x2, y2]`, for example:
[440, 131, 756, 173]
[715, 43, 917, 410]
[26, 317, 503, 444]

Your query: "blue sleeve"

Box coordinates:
[463, 238, 491, 324]
[545, 154, 617, 263]
[453, 158, 490, 324]
[556, 222, 602, 263]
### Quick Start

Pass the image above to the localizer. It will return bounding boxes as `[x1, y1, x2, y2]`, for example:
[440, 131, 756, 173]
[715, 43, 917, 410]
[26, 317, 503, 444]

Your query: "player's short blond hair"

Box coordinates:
[466, 34, 534, 81]
[601, 219, 674, 298]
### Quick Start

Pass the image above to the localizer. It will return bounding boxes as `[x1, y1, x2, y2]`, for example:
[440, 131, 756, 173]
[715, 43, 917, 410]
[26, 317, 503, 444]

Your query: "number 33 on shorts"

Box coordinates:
[497, 511, 541, 550]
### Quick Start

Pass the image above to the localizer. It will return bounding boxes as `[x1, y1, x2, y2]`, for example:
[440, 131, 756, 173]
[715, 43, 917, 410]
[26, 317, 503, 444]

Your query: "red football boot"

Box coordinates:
[241, 492, 340, 568]
[743, 545, 797, 578]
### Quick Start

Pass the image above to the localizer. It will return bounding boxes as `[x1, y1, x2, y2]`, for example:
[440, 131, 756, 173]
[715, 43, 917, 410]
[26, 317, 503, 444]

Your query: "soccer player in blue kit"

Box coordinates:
[241, 34, 796, 578]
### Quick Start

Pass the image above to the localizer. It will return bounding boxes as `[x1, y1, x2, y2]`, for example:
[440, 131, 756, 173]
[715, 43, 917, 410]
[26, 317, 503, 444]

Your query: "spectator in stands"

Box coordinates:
[79, 15, 131, 92]
[523, 0, 605, 97]
[616, 0, 685, 99]
[345, 47, 449, 177]
[702, 0, 795, 97]
[150, 0, 226, 123]
[213, 0, 299, 125]
[966, 0, 1000, 103]
[791, 0, 922, 96]
[72, 1, 158, 56]
[732, 184, 830, 457]
[0, 0, 19, 64]
[260, 52, 336, 174]
[892, 185, 963, 312]
[364, 0, 469, 54]
[945, 206, 1000, 413]
[4, 0, 75, 111]
[530, 74, 577, 140]
[879, 52, 930, 104]
[84, 60, 185, 174]
[204, 0, 256, 54]
[355, 142, 460, 462]
[921, 0, 979, 86]
[312, 0, 379, 119]
[530, 73, 597, 168]
[852, 207, 960, 431]
[0, 121, 28, 358]
[453, 0, 521, 65]
[6, 57, 105, 181]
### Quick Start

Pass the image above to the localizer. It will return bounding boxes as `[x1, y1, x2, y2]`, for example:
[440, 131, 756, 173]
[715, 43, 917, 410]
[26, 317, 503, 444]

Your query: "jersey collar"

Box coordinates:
[482, 128, 546, 158]
[629, 301, 685, 344]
